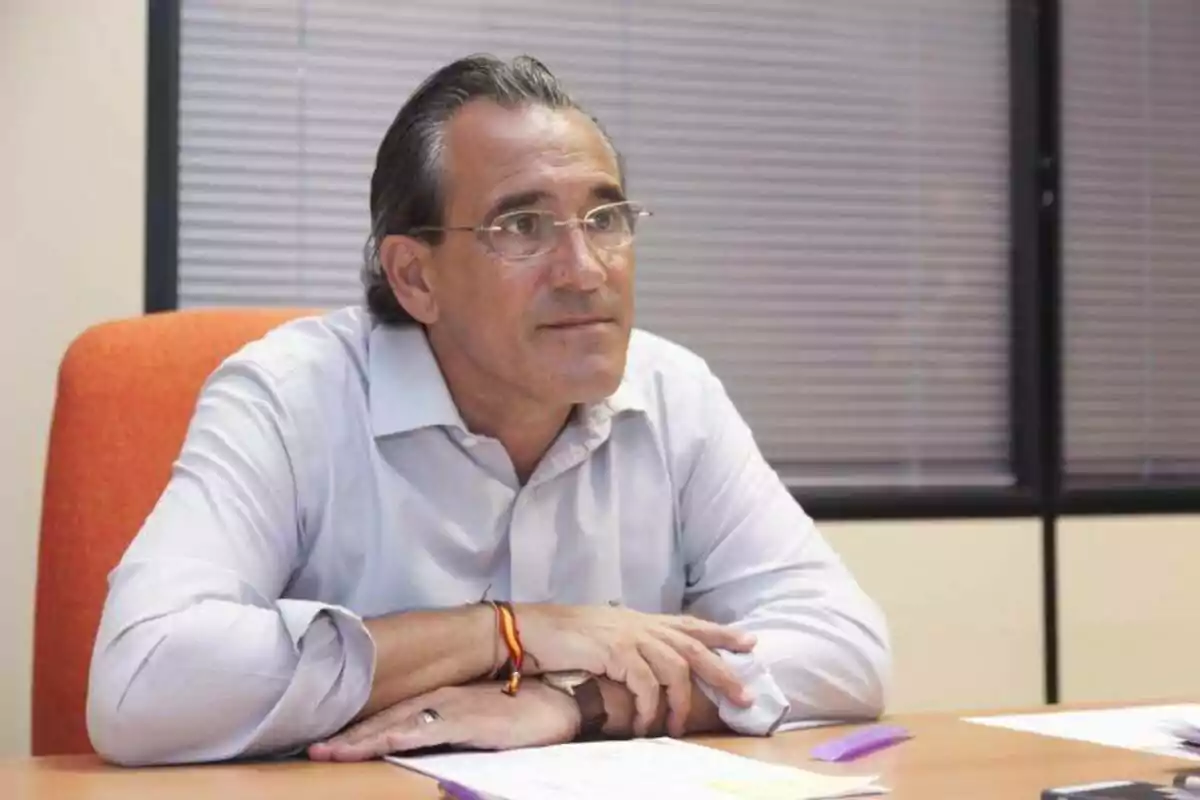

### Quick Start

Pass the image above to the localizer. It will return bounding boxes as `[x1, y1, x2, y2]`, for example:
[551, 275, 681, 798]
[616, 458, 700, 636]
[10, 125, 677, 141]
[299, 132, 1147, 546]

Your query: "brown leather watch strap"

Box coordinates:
[572, 678, 608, 740]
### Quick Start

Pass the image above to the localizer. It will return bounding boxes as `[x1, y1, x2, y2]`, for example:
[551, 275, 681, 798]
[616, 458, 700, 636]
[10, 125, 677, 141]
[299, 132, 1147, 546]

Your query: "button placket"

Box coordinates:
[508, 413, 618, 603]
[506, 483, 552, 602]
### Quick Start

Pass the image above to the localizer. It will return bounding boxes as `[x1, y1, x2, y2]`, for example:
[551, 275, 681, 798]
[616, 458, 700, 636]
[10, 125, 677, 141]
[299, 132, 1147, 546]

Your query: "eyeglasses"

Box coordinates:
[410, 200, 651, 262]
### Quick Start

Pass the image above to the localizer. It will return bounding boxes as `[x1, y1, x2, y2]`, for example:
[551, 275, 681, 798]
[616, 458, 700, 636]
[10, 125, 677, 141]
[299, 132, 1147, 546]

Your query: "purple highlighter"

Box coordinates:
[809, 724, 913, 763]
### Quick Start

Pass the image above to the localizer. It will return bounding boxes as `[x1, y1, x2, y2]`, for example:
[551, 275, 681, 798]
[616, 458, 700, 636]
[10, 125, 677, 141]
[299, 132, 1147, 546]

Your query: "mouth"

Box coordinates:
[540, 317, 615, 330]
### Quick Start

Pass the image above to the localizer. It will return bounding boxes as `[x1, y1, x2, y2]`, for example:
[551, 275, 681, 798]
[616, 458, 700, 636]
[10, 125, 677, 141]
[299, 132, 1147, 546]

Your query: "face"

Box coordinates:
[385, 100, 635, 410]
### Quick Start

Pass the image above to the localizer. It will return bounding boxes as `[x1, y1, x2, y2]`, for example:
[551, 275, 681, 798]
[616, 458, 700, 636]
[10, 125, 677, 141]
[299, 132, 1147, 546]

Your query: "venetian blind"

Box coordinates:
[1062, 0, 1200, 482]
[177, 0, 1011, 486]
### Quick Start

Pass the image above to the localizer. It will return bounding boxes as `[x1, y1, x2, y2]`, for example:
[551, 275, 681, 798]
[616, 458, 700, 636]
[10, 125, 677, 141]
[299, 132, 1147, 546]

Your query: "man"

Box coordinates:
[87, 54, 890, 767]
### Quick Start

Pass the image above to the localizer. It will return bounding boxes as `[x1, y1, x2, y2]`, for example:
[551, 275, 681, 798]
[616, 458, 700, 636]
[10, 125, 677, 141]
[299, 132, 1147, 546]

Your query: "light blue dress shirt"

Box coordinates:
[86, 306, 890, 766]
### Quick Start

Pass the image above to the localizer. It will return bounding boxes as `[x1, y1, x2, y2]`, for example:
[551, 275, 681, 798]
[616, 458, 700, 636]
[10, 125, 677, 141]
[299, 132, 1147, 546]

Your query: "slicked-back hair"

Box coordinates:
[361, 54, 622, 325]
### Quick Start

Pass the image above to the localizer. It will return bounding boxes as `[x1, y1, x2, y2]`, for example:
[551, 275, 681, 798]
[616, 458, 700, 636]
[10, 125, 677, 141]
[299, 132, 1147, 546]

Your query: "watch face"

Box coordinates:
[544, 670, 593, 691]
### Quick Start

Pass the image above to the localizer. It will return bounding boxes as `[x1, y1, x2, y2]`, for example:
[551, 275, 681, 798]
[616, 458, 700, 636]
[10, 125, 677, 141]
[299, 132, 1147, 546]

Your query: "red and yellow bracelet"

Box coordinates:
[487, 600, 525, 696]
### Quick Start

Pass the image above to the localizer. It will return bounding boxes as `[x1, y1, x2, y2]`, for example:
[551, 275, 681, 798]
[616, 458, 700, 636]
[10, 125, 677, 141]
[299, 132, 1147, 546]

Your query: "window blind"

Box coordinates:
[177, 0, 1011, 487]
[1062, 0, 1200, 482]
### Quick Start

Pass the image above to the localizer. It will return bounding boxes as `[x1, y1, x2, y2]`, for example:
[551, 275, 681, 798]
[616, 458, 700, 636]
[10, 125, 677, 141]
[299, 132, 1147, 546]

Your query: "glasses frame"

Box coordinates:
[409, 200, 652, 262]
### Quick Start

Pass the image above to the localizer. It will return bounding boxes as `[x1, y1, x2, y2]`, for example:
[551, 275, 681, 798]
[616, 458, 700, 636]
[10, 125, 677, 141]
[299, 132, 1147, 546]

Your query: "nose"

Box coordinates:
[549, 222, 607, 291]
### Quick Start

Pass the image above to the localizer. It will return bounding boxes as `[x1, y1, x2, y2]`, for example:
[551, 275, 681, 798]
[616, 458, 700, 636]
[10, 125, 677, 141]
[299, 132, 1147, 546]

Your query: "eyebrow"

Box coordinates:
[591, 183, 627, 205]
[484, 183, 628, 221]
[487, 190, 551, 220]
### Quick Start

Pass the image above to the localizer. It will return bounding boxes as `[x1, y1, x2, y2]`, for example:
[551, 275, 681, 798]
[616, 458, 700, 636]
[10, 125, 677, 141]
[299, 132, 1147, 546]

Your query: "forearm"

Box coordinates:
[595, 679, 727, 739]
[739, 605, 890, 723]
[360, 604, 501, 718]
[88, 590, 372, 766]
[91, 597, 506, 765]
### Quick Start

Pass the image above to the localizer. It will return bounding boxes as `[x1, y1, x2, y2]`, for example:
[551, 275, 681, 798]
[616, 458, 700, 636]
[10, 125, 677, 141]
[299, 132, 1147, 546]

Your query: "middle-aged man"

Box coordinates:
[87, 54, 890, 766]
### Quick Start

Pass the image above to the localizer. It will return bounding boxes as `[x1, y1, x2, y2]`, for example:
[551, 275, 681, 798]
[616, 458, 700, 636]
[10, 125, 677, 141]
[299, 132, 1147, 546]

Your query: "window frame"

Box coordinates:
[147, 0, 1200, 515]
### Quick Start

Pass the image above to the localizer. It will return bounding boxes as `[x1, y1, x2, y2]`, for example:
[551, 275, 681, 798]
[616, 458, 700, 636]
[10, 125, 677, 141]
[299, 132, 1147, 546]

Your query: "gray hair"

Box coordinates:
[362, 53, 623, 325]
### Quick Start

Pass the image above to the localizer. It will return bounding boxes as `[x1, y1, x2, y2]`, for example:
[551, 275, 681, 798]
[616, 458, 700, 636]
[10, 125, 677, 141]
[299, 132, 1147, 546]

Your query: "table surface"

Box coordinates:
[4, 707, 1194, 799]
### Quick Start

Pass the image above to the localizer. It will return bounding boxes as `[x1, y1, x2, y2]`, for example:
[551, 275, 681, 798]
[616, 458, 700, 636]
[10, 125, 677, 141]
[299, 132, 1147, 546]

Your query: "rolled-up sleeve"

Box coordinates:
[87, 360, 374, 766]
[678, 368, 892, 734]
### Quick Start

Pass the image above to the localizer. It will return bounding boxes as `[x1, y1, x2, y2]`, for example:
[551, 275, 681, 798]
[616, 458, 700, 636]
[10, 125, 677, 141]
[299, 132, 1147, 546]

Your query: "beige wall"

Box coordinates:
[1058, 514, 1200, 704]
[0, 2, 147, 755]
[823, 513, 1200, 714]
[821, 518, 1046, 714]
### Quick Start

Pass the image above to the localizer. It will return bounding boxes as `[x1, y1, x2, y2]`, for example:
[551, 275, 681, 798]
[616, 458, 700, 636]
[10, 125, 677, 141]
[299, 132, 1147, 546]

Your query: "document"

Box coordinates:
[387, 738, 887, 800]
[776, 719, 850, 733]
[964, 704, 1200, 761]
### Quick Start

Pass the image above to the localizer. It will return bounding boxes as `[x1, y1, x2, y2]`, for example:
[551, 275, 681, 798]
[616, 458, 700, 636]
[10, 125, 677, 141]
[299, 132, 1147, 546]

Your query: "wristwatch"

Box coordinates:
[541, 670, 608, 740]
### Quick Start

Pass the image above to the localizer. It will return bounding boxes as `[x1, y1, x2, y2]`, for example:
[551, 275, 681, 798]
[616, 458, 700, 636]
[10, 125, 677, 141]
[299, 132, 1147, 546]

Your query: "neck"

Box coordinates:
[460, 393, 573, 484]
[427, 332, 572, 484]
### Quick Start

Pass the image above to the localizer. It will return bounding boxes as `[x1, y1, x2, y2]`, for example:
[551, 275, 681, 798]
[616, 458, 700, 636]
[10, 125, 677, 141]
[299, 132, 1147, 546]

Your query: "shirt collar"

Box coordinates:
[368, 324, 466, 437]
[587, 373, 646, 422]
[367, 322, 647, 439]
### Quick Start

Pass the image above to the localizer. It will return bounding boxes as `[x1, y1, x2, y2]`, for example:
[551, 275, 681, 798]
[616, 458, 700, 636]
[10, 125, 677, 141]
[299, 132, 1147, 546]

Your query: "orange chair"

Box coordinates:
[32, 307, 312, 755]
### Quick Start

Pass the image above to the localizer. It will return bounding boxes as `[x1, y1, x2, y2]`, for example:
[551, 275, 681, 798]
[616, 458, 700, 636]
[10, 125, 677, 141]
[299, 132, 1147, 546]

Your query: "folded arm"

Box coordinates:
[677, 367, 892, 733]
[87, 361, 495, 766]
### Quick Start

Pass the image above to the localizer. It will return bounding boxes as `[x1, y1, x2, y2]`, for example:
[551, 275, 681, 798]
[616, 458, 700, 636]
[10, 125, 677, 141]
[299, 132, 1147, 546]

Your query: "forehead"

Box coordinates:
[441, 100, 621, 210]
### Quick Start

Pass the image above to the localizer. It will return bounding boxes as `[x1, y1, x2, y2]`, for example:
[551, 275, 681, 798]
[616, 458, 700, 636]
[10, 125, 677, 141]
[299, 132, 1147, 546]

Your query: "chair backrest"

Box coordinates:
[31, 307, 313, 755]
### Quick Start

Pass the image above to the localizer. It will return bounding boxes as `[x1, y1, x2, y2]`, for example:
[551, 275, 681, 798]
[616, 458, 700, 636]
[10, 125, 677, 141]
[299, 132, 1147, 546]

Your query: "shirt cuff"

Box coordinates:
[696, 650, 789, 736]
[241, 600, 375, 756]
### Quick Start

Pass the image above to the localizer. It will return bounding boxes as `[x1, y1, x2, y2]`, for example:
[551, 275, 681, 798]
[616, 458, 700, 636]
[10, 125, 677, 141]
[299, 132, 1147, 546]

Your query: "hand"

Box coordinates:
[307, 682, 581, 762]
[517, 605, 756, 738]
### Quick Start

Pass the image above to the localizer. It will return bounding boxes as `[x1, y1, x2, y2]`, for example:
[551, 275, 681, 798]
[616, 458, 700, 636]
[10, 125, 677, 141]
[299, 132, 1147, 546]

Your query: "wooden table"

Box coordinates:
[4, 709, 1194, 799]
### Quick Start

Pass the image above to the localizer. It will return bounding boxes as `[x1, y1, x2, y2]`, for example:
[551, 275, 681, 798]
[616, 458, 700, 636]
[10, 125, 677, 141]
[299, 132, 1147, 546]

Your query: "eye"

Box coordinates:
[496, 211, 543, 237]
[588, 207, 618, 232]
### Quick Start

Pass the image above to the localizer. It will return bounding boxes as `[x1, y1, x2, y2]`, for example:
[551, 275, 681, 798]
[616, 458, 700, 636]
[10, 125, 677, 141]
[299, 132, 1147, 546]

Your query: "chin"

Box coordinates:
[556, 356, 626, 404]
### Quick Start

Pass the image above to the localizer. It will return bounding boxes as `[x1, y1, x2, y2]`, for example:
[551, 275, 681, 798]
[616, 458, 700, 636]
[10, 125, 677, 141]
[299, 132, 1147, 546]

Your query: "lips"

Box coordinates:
[542, 317, 613, 329]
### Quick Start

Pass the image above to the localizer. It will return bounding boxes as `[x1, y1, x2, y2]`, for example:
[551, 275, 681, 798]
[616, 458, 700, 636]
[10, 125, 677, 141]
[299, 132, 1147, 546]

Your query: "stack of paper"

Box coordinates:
[1162, 711, 1200, 751]
[964, 704, 1200, 761]
[387, 738, 888, 800]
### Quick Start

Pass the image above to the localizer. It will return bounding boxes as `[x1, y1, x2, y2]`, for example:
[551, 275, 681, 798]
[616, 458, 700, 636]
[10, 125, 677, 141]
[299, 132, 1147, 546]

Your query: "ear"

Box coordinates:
[380, 234, 439, 324]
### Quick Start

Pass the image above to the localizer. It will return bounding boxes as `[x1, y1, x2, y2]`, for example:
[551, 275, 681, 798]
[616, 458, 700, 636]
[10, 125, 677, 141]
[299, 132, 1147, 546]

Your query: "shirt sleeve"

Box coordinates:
[86, 358, 375, 766]
[678, 366, 892, 735]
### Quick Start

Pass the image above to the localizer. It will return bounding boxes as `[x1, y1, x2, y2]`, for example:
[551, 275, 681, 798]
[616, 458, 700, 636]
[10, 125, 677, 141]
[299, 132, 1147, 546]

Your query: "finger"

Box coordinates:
[308, 735, 403, 763]
[379, 720, 464, 756]
[309, 730, 401, 762]
[307, 741, 337, 762]
[659, 628, 752, 707]
[316, 702, 413, 749]
[312, 716, 456, 762]
[314, 718, 383, 751]
[605, 644, 661, 737]
[637, 637, 692, 738]
[312, 693, 436, 754]
[669, 616, 757, 653]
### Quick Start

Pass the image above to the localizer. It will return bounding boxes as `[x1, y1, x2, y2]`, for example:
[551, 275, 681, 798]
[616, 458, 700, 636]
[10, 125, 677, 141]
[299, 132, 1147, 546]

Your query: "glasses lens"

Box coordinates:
[488, 210, 555, 259]
[585, 202, 642, 250]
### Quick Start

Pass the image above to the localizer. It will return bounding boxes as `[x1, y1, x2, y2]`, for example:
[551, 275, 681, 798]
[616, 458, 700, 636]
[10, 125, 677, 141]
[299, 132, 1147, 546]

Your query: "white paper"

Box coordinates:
[776, 719, 850, 733]
[963, 703, 1200, 760]
[387, 738, 887, 800]
[1163, 714, 1200, 744]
